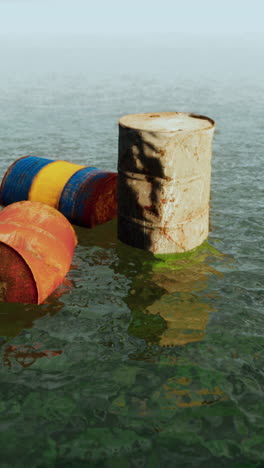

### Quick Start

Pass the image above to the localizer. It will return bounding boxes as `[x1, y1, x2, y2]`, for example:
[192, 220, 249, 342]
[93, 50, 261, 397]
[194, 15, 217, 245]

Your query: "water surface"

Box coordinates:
[0, 34, 264, 467]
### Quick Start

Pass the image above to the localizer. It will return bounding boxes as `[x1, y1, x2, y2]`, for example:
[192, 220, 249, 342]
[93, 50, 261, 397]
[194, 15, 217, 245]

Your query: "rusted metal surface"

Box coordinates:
[0, 201, 77, 304]
[81, 172, 118, 227]
[0, 242, 37, 303]
[118, 112, 215, 254]
[59, 169, 117, 228]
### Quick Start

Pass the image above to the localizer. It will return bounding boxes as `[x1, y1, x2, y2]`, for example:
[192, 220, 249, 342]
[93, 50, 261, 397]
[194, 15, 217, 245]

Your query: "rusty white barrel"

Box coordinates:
[118, 112, 215, 254]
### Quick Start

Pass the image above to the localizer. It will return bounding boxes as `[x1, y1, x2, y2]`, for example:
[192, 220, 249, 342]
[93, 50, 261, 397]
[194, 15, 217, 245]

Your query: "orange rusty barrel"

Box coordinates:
[0, 201, 77, 304]
[0, 156, 117, 228]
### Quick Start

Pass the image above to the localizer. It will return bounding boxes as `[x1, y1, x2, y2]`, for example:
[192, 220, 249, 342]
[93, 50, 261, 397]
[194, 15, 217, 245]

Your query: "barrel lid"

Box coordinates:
[119, 112, 215, 133]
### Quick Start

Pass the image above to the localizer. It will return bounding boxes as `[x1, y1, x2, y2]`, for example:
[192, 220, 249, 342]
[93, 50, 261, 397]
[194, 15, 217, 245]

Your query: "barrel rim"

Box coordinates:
[0, 155, 36, 205]
[118, 112, 215, 133]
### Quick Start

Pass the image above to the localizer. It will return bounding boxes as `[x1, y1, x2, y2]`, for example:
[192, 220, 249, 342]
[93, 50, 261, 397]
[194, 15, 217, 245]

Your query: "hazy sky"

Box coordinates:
[0, 0, 263, 35]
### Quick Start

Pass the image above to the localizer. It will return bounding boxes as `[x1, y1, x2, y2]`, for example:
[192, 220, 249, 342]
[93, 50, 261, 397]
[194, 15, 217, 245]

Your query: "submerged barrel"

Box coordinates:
[0, 156, 117, 228]
[118, 112, 215, 254]
[0, 201, 77, 304]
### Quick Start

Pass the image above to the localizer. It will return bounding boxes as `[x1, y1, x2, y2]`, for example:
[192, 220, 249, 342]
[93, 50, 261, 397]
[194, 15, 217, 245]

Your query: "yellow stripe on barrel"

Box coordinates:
[29, 161, 85, 208]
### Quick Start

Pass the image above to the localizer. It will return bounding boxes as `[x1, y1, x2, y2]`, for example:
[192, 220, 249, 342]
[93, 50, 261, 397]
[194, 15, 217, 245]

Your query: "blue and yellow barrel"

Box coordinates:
[0, 156, 117, 228]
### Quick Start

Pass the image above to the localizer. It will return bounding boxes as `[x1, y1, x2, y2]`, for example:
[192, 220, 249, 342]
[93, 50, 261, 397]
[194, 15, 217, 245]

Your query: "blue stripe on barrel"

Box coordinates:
[58, 166, 101, 223]
[0, 156, 53, 205]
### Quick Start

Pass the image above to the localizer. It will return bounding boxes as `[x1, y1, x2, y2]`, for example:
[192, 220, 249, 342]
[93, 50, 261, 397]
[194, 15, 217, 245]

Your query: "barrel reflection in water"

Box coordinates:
[116, 242, 225, 347]
[112, 240, 230, 409]
[144, 245, 224, 347]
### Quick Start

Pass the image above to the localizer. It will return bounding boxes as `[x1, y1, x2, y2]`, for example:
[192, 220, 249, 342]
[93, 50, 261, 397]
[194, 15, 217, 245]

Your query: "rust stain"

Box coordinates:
[144, 204, 159, 217]
[3, 344, 63, 368]
[193, 148, 200, 160]
[0, 241, 37, 303]
[87, 173, 117, 227]
[0, 281, 7, 301]
[179, 206, 208, 225]
[158, 225, 185, 251]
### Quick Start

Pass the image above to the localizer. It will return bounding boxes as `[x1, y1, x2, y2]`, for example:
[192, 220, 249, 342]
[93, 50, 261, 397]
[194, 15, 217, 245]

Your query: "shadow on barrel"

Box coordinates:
[118, 130, 165, 250]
